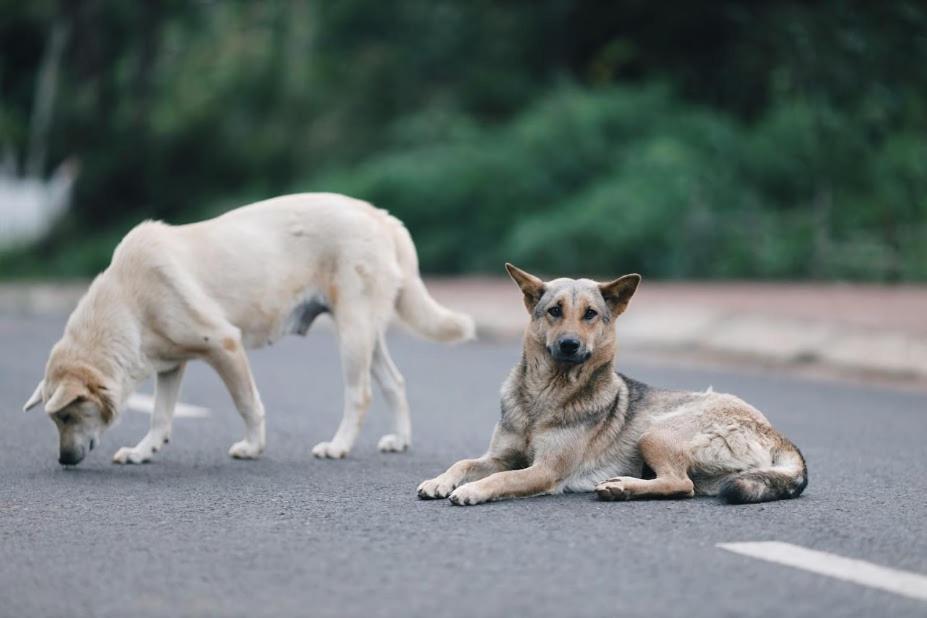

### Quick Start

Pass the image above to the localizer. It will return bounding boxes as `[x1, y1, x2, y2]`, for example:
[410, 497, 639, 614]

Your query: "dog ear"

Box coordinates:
[23, 380, 45, 412]
[505, 263, 546, 312]
[599, 274, 641, 317]
[45, 380, 89, 414]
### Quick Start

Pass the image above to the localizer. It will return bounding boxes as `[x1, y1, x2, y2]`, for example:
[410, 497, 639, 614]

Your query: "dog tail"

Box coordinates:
[719, 442, 808, 504]
[390, 219, 476, 343]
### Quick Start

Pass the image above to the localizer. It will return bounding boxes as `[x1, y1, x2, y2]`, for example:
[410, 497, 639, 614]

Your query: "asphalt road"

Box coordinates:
[2, 315, 926, 618]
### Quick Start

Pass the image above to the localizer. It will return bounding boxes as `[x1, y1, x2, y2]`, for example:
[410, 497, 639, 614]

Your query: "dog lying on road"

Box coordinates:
[23, 193, 474, 465]
[418, 264, 807, 505]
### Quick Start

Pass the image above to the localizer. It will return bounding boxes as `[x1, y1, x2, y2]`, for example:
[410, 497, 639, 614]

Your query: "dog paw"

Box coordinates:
[228, 440, 263, 460]
[377, 434, 409, 453]
[448, 484, 489, 506]
[595, 477, 631, 501]
[311, 441, 348, 459]
[417, 475, 458, 499]
[112, 446, 152, 465]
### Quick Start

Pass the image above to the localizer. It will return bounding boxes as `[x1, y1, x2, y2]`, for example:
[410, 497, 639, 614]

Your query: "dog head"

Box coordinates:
[23, 344, 116, 466]
[505, 263, 640, 366]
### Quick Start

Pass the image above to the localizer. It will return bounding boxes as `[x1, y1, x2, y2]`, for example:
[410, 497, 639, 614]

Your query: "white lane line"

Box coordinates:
[718, 541, 927, 602]
[126, 393, 210, 418]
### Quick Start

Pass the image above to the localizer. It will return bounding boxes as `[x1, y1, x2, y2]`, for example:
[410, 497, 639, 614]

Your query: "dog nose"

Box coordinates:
[58, 449, 84, 466]
[559, 338, 581, 355]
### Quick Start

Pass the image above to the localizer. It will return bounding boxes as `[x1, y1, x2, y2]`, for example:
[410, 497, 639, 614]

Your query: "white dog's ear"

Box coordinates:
[505, 263, 546, 312]
[23, 380, 45, 412]
[598, 274, 641, 317]
[45, 380, 88, 414]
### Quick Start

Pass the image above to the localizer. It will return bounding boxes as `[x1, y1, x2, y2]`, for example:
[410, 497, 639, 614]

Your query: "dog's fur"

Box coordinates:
[418, 264, 807, 505]
[23, 193, 474, 465]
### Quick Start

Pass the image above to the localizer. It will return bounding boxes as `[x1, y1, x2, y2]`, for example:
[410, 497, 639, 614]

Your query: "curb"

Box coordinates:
[425, 283, 927, 384]
[471, 307, 927, 383]
[0, 282, 87, 316]
[3, 280, 925, 383]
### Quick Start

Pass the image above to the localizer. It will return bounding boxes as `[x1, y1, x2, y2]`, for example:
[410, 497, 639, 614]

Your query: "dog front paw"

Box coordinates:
[112, 446, 152, 464]
[311, 441, 348, 459]
[417, 475, 458, 499]
[448, 484, 490, 506]
[229, 440, 263, 460]
[595, 477, 631, 501]
[378, 434, 409, 453]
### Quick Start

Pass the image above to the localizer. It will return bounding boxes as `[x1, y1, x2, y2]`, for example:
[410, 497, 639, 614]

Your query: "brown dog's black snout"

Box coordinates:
[558, 338, 581, 355]
[551, 336, 589, 364]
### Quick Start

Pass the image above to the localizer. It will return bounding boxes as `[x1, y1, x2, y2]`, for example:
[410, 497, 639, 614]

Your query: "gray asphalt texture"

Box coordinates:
[2, 315, 926, 618]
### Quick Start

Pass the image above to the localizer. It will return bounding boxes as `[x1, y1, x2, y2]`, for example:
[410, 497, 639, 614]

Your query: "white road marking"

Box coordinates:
[126, 393, 210, 418]
[718, 541, 927, 602]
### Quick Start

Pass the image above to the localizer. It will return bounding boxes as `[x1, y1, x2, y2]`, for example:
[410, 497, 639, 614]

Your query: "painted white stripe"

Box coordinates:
[718, 541, 927, 602]
[126, 393, 210, 418]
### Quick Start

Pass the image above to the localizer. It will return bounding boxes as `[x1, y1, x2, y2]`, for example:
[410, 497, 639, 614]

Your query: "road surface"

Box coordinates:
[1, 315, 925, 617]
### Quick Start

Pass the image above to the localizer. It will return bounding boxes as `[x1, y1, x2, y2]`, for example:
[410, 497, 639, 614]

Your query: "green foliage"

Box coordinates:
[303, 86, 927, 280]
[1, 1, 926, 280]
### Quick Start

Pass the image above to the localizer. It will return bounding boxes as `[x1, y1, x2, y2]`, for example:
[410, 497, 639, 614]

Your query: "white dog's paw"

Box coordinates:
[228, 440, 263, 460]
[311, 441, 348, 459]
[417, 474, 459, 500]
[595, 477, 631, 501]
[448, 483, 490, 506]
[377, 434, 409, 453]
[112, 446, 152, 465]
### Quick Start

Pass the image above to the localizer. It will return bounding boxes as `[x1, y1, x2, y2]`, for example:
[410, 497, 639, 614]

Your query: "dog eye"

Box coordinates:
[584, 308, 598, 320]
[547, 305, 562, 318]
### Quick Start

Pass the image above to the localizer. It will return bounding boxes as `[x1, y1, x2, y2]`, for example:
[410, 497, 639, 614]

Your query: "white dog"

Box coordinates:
[23, 193, 475, 465]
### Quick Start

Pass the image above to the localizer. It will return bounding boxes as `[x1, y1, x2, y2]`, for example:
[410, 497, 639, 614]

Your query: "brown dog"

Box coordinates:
[417, 264, 807, 505]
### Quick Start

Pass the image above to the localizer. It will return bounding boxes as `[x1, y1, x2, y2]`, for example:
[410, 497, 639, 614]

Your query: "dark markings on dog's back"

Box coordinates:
[598, 373, 649, 430]
[585, 387, 622, 436]
[619, 374, 651, 410]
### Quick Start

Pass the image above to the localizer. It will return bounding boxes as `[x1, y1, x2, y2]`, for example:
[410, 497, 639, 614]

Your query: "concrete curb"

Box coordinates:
[3, 279, 925, 383]
[463, 307, 927, 382]
[618, 309, 927, 382]
[0, 282, 87, 316]
[424, 280, 927, 383]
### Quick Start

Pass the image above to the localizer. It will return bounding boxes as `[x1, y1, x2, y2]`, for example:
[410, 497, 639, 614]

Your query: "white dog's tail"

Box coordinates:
[390, 218, 476, 343]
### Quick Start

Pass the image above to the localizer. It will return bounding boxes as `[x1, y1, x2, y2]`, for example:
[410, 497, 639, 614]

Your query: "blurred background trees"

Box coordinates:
[1, 0, 925, 280]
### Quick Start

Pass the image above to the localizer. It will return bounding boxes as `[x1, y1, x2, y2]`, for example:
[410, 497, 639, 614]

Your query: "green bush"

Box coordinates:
[291, 84, 927, 280]
[3, 2, 927, 281]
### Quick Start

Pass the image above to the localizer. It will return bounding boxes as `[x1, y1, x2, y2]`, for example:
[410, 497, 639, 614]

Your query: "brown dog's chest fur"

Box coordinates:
[498, 347, 639, 467]
[504, 360, 620, 428]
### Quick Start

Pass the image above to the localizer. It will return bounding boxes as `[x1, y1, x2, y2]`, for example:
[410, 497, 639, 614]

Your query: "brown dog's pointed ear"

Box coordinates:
[599, 274, 641, 317]
[23, 380, 45, 412]
[44, 380, 89, 414]
[505, 263, 546, 312]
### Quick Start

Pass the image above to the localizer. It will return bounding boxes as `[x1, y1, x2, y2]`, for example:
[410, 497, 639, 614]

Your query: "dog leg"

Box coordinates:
[596, 431, 694, 501]
[312, 313, 374, 459]
[448, 464, 558, 506]
[420, 424, 529, 499]
[207, 339, 266, 460]
[113, 363, 186, 464]
[371, 334, 411, 453]
[417, 457, 505, 499]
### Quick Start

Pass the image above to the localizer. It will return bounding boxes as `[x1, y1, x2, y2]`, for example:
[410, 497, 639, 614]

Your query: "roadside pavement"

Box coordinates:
[2, 277, 926, 384]
[426, 278, 927, 385]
